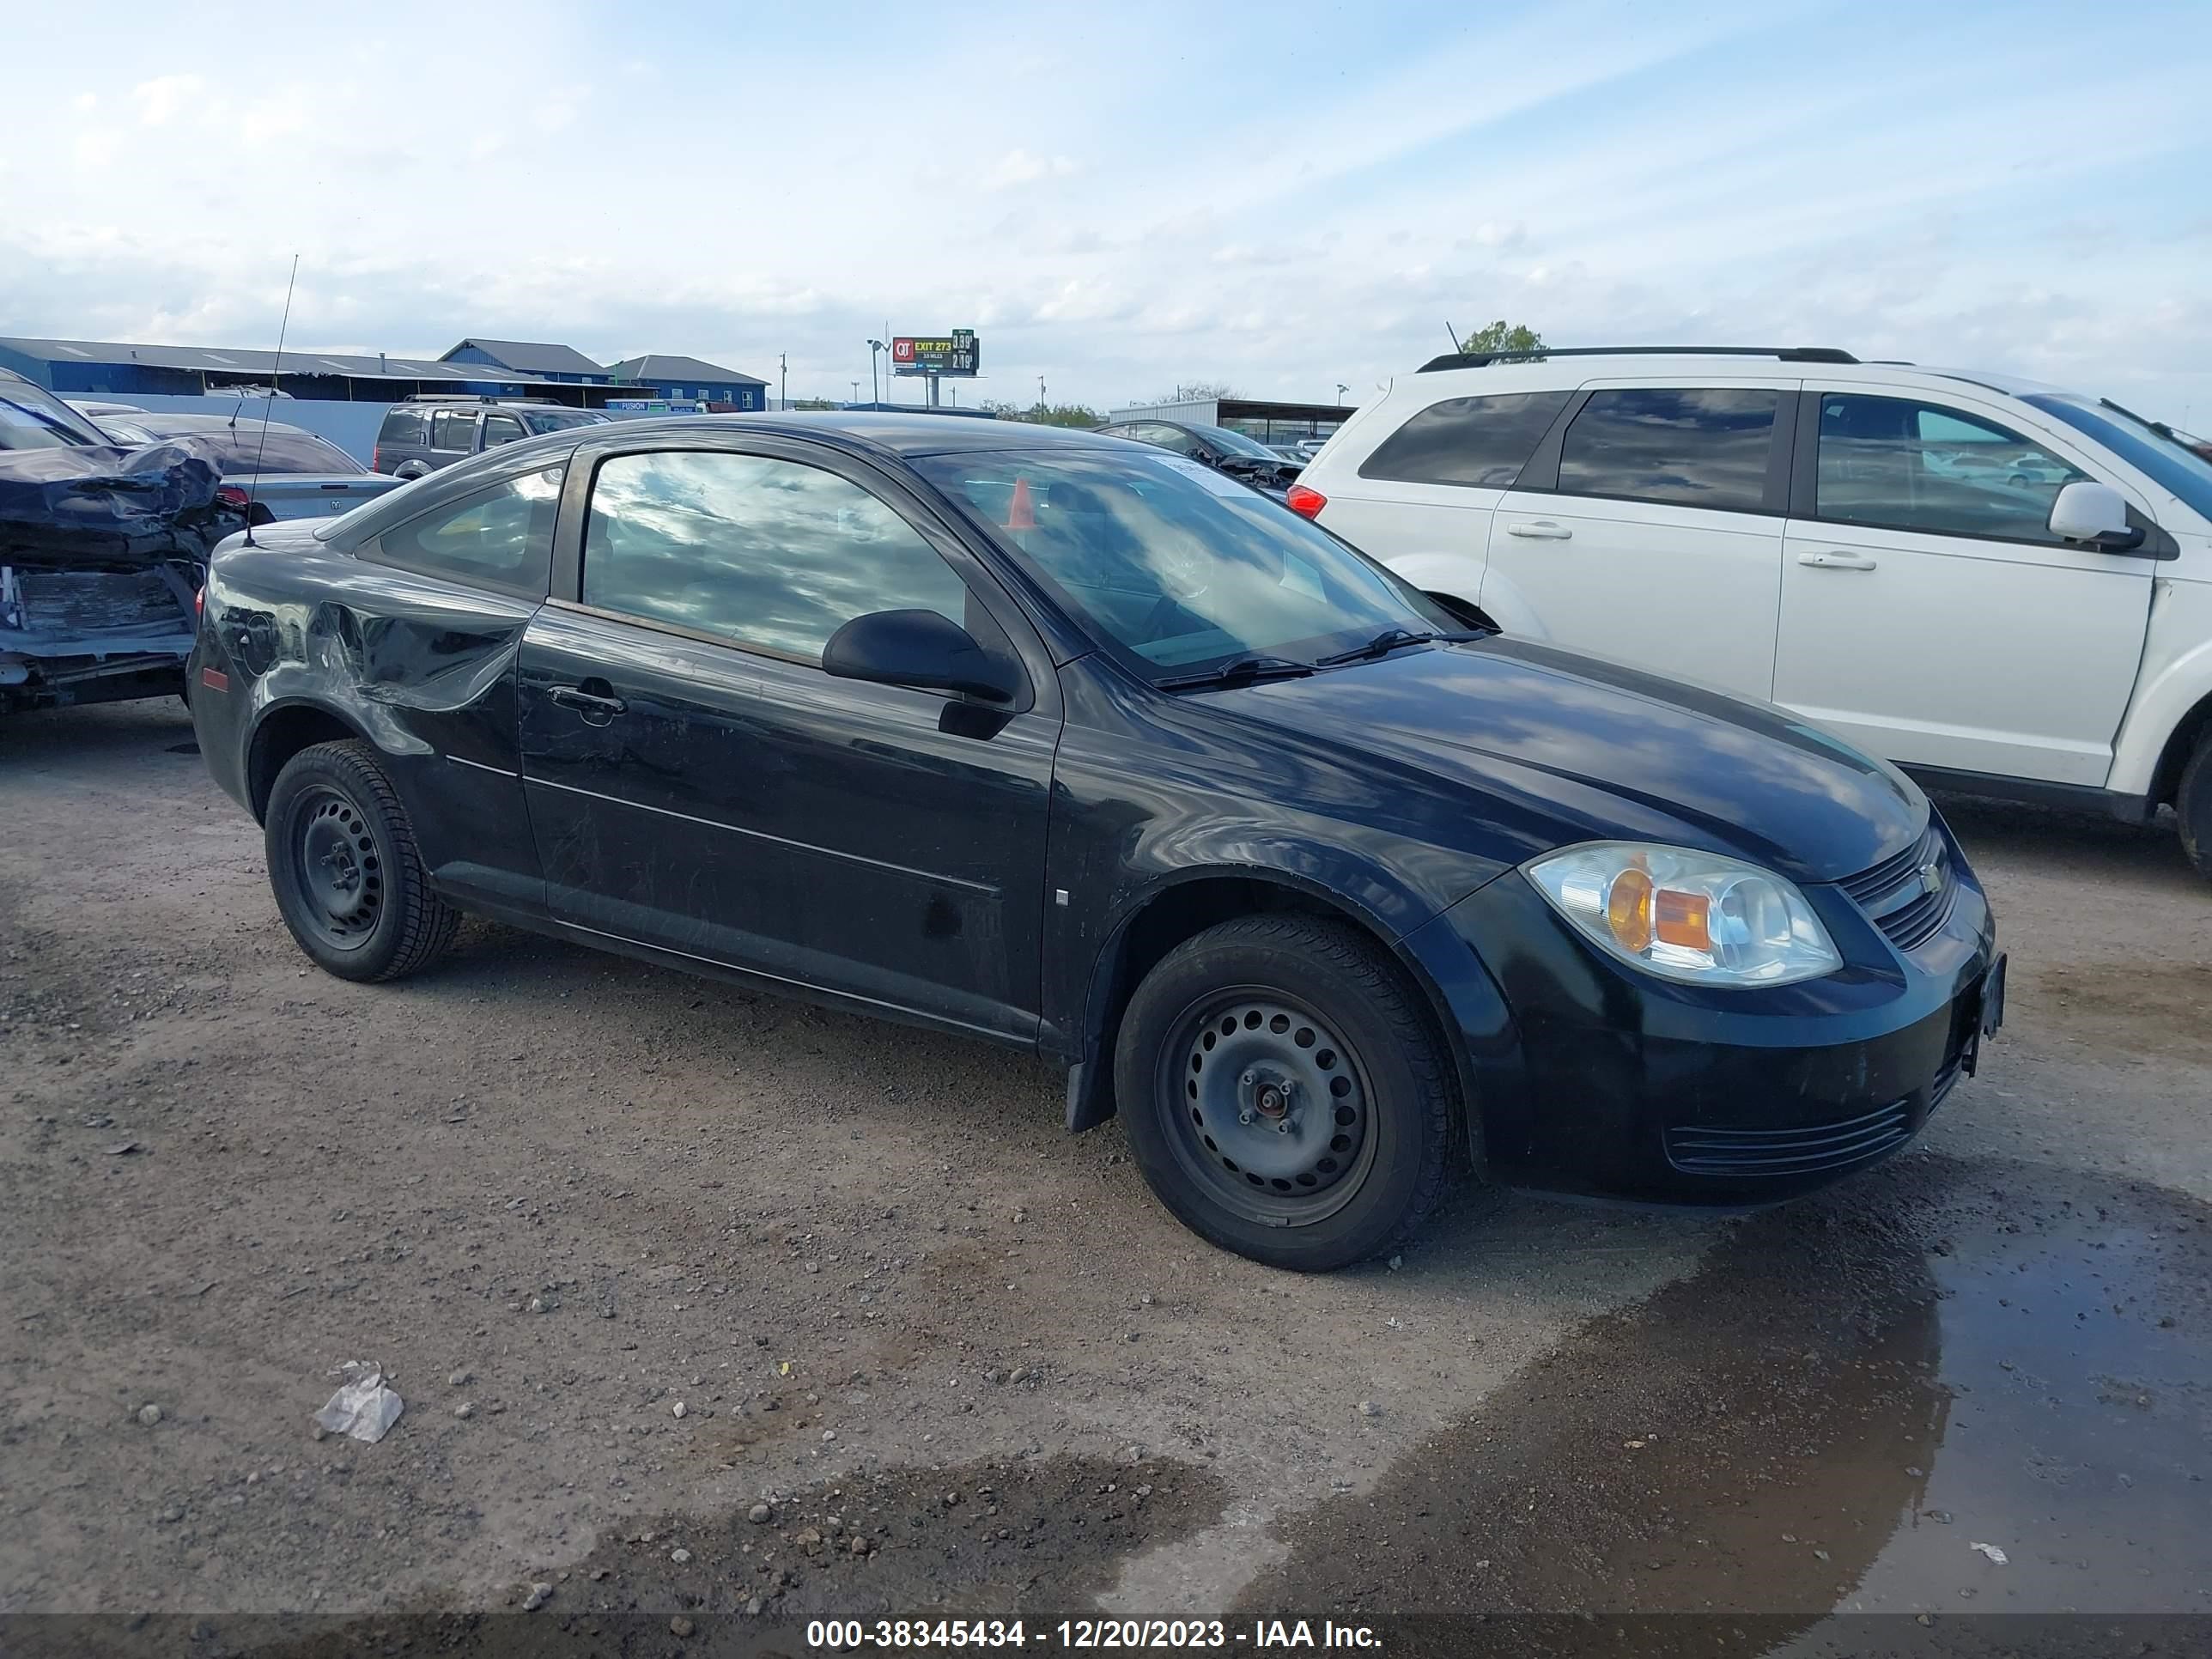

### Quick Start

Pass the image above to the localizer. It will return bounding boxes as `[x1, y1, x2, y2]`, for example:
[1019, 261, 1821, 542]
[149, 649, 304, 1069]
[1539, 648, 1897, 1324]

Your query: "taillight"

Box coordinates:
[215, 483, 250, 511]
[1285, 483, 1327, 519]
[195, 584, 204, 618]
[371, 446, 381, 471]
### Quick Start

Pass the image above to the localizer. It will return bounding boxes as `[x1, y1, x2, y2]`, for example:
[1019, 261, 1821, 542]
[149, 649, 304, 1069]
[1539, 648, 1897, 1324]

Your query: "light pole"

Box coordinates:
[1335, 383, 1349, 402]
[779, 352, 787, 412]
[850, 380, 861, 407]
[867, 339, 886, 406]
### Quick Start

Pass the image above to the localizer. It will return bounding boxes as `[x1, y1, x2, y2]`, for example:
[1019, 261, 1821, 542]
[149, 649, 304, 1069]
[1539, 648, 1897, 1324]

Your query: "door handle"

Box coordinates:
[1797, 551, 1878, 570]
[1506, 520, 1573, 540]
[548, 683, 628, 720]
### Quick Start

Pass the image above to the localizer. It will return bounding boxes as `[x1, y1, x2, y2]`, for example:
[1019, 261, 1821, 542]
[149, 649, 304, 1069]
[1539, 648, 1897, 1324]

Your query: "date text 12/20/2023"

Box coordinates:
[805, 1619, 1384, 1650]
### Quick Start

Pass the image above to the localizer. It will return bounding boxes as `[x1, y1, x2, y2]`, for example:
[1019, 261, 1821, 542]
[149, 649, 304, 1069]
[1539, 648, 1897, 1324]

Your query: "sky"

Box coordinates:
[3, 0, 2210, 422]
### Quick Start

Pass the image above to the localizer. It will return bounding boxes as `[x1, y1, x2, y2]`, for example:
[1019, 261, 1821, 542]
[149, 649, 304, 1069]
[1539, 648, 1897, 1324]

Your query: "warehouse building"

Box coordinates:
[605, 355, 766, 409]
[0, 335, 768, 410]
[439, 338, 613, 385]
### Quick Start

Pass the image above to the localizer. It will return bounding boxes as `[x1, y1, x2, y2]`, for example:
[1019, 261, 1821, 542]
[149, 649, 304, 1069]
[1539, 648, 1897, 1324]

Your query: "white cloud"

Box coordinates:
[131, 74, 205, 127]
[985, 149, 1077, 190]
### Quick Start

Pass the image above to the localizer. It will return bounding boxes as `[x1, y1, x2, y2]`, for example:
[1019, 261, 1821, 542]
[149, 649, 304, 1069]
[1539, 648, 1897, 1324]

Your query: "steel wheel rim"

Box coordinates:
[1157, 984, 1378, 1227]
[287, 785, 383, 950]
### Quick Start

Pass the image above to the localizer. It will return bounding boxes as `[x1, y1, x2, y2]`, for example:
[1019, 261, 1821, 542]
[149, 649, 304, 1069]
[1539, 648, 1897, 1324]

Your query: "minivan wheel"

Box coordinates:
[1114, 915, 1461, 1271]
[2179, 732, 2212, 882]
[264, 739, 459, 982]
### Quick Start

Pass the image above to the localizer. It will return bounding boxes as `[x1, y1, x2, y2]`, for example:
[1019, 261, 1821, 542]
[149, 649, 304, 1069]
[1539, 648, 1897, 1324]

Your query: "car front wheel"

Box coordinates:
[264, 738, 460, 981]
[1114, 915, 1463, 1271]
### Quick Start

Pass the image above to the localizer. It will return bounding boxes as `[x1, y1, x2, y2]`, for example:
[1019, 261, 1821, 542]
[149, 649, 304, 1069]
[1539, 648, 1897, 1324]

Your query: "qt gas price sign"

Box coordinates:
[890, 330, 979, 376]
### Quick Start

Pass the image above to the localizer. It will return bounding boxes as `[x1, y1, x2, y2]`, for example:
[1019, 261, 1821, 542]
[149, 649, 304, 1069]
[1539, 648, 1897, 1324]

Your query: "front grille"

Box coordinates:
[1664, 1098, 1914, 1176]
[1841, 823, 1956, 953]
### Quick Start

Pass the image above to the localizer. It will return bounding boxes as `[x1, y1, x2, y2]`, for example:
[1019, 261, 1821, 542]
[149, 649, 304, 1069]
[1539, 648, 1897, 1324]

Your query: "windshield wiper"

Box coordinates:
[1311, 627, 1481, 668]
[1154, 654, 1316, 691]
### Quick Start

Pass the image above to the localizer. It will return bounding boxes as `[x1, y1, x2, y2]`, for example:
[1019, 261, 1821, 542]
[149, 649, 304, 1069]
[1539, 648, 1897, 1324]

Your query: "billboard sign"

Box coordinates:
[890, 330, 979, 377]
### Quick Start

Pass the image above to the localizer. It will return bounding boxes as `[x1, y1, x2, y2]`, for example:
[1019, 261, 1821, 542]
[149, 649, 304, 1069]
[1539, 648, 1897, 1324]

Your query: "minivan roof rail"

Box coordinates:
[1416, 345, 1860, 372]
[402, 393, 563, 404]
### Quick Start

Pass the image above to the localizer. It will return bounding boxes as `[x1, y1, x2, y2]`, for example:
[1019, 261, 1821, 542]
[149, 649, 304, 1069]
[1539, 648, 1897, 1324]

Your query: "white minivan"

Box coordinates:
[1290, 347, 2212, 878]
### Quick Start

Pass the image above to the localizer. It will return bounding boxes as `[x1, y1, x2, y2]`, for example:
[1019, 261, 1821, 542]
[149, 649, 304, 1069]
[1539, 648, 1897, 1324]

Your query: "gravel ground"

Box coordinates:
[2, 700, 2207, 1654]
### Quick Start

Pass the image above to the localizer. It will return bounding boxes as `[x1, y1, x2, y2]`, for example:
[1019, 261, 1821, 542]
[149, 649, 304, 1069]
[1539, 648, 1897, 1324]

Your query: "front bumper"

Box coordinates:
[1419, 825, 1998, 1204]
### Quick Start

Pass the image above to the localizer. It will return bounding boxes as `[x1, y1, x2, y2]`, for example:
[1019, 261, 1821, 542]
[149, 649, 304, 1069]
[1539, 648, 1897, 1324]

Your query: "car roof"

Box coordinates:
[114, 411, 314, 438]
[568, 411, 1127, 459]
[1398, 350, 2075, 403]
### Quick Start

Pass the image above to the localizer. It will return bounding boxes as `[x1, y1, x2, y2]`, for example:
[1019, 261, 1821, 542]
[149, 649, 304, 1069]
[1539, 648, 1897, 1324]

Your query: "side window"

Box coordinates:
[1814, 394, 2088, 543]
[379, 408, 425, 445]
[580, 450, 973, 662]
[431, 409, 477, 452]
[373, 465, 563, 598]
[482, 413, 526, 447]
[1557, 388, 1780, 511]
[1358, 391, 1574, 487]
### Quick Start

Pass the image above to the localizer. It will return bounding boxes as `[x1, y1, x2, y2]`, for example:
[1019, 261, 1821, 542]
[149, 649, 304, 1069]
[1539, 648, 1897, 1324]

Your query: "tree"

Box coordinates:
[1455, 321, 1544, 356]
[790, 397, 840, 410]
[982, 399, 1104, 428]
[1141, 380, 1239, 406]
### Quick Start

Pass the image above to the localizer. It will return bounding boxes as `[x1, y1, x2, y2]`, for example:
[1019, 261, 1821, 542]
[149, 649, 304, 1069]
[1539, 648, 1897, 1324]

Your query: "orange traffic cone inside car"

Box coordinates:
[1006, 476, 1036, 531]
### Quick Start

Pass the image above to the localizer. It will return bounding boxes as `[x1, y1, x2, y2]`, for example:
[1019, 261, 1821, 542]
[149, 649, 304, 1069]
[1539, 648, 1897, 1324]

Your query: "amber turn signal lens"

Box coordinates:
[1654, 887, 1713, 951]
[1606, 867, 1655, 952]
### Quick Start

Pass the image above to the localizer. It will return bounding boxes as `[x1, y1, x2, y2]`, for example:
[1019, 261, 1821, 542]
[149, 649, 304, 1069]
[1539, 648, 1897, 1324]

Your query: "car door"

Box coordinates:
[1774, 386, 2160, 787]
[515, 434, 1060, 1043]
[1484, 380, 1796, 698]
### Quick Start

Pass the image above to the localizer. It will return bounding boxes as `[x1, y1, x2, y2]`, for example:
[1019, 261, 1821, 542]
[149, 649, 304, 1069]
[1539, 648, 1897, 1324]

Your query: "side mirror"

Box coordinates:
[2048, 480, 2144, 551]
[822, 609, 1019, 703]
[393, 459, 432, 480]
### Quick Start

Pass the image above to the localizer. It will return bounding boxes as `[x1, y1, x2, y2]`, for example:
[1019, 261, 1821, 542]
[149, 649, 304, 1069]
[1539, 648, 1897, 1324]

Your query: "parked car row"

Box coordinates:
[1288, 346, 2212, 878]
[89, 410, 404, 521]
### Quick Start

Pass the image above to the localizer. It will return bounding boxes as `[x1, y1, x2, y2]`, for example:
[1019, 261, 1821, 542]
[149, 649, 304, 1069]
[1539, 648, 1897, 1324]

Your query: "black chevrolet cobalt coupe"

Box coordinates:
[188, 415, 2002, 1270]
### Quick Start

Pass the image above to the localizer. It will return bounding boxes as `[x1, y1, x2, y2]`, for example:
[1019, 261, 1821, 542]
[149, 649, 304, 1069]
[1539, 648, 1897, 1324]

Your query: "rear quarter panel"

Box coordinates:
[195, 533, 540, 896]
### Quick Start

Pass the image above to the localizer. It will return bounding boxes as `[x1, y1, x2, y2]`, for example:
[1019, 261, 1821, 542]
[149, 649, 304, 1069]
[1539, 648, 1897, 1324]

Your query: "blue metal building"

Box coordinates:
[604, 355, 767, 410]
[439, 339, 613, 385]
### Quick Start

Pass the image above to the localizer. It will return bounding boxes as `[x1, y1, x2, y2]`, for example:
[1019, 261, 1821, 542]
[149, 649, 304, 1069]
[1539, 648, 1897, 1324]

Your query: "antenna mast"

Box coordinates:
[244, 255, 300, 547]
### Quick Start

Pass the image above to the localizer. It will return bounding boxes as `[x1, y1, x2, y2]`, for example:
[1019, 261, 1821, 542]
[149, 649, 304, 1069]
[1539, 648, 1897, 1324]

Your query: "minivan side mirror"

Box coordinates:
[392, 459, 432, 481]
[822, 609, 1019, 703]
[2048, 480, 2144, 551]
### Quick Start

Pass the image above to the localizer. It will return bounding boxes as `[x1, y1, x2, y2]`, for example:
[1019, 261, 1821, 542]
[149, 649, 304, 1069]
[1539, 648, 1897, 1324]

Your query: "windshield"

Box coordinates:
[526, 409, 609, 432]
[919, 447, 1454, 680]
[0, 380, 107, 450]
[1190, 423, 1284, 462]
[2026, 394, 2212, 522]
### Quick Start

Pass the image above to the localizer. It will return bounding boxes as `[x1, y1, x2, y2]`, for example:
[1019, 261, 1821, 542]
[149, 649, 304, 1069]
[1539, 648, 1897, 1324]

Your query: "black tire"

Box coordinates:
[264, 738, 459, 982]
[2179, 732, 2212, 882]
[1113, 915, 1463, 1271]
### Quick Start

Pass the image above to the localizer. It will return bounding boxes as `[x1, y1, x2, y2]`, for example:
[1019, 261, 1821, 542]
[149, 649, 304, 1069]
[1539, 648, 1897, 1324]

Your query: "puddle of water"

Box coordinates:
[1236, 1155, 2212, 1656]
[1812, 1190, 2210, 1621]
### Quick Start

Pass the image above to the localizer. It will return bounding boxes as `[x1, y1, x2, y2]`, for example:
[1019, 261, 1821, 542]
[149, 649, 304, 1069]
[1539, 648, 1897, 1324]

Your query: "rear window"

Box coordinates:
[1556, 388, 1779, 511]
[379, 408, 426, 445]
[1358, 391, 1573, 488]
[184, 428, 365, 476]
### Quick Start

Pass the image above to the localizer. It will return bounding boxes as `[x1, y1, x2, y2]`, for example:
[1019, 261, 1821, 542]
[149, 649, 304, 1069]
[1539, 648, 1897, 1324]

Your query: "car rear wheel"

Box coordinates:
[2179, 730, 2212, 882]
[1114, 915, 1462, 1271]
[264, 738, 459, 982]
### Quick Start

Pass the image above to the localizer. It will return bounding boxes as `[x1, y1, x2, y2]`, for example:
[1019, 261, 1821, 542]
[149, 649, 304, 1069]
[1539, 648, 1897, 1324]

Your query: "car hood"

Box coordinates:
[1205, 637, 1926, 884]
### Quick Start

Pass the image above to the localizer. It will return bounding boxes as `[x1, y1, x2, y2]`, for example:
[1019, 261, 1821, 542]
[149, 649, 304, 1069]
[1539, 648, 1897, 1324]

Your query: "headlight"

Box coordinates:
[1524, 842, 1841, 987]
